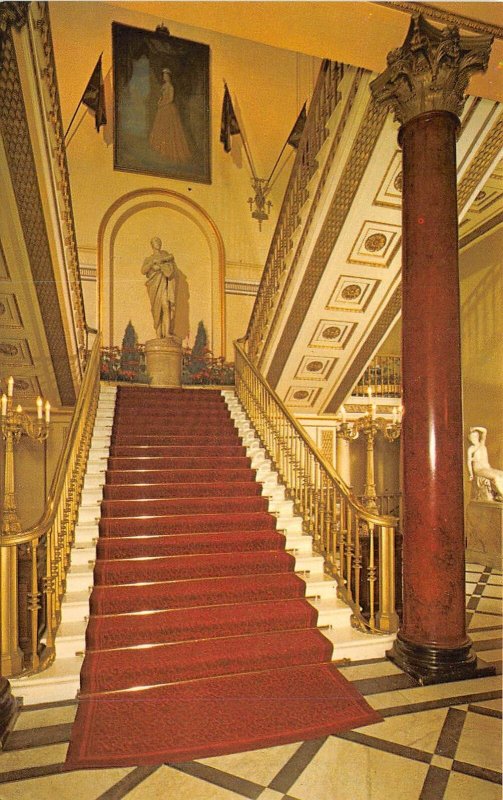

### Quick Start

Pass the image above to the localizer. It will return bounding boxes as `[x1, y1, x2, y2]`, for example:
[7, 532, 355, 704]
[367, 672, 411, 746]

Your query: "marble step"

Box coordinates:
[65, 553, 325, 593]
[10, 656, 83, 704]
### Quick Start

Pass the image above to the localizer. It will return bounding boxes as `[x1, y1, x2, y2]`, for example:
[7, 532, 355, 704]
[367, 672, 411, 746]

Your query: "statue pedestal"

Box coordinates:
[145, 336, 182, 388]
[466, 500, 503, 569]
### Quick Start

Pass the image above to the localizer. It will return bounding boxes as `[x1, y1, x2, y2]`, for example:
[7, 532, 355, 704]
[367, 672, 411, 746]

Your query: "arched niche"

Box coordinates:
[97, 189, 226, 357]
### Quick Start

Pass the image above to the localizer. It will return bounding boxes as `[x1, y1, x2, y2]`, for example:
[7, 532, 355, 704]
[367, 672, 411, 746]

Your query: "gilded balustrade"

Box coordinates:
[0, 337, 101, 677]
[234, 339, 399, 635]
[246, 60, 342, 362]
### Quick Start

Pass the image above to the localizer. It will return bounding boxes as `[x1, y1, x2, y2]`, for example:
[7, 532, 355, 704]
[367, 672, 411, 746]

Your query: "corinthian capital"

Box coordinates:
[0, 2, 30, 41]
[370, 13, 493, 126]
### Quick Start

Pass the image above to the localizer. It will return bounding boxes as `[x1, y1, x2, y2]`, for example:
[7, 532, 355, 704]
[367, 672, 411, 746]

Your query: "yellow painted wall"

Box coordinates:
[50, 2, 318, 351]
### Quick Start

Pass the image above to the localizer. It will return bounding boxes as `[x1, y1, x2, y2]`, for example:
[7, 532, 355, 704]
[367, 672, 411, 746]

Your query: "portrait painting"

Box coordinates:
[112, 22, 211, 183]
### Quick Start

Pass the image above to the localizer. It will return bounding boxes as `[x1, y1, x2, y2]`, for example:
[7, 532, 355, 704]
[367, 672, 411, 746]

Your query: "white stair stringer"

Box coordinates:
[221, 389, 396, 661]
[10, 383, 117, 706]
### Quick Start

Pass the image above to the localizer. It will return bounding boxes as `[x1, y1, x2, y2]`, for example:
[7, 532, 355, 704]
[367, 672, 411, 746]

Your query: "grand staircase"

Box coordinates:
[11, 383, 394, 711]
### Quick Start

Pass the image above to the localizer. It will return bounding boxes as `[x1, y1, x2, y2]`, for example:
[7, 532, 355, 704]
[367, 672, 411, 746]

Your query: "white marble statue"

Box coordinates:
[467, 426, 503, 502]
[141, 237, 177, 338]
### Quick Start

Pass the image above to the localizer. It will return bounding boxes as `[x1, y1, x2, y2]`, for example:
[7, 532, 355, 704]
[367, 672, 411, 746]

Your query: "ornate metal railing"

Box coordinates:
[246, 60, 342, 362]
[0, 337, 100, 677]
[235, 339, 400, 635]
[352, 355, 402, 398]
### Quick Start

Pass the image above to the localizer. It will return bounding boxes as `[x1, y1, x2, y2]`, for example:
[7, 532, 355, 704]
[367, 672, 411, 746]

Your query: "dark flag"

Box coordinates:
[287, 103, 307, 149]
[82, 55, 107, 132]
[220, 84, 241, 153]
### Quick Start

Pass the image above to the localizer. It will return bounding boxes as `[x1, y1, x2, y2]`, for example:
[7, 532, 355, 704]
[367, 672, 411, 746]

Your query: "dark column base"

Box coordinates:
[387, 633, 495, 686]
[0, 678, 19, 749]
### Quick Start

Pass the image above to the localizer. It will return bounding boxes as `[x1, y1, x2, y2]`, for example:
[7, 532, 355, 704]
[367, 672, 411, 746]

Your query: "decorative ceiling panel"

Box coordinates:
[285, 386, 322, 408]
[0, 293, 22, 327]
[309, 319, 355, 349]
[326, 275, 380, 313]
[373, 150, 402, 208]
[295, 356, 337, 382]
[348, 220, 401, 267]
[0, 338, 32, 366]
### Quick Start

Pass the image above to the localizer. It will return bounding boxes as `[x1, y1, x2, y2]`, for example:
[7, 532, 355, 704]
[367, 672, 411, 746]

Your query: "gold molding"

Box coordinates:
[458, 110, 503, 213]
[373, 2, 503, 40]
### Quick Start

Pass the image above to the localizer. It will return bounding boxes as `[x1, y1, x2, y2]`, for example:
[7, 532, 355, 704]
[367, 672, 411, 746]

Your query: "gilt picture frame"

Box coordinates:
[112, 22, 211, 183]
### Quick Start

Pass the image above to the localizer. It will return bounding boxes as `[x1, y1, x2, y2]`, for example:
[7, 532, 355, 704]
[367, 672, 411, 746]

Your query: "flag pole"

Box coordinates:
[223, 80, 257, 181]
[64, 52, 104, 140]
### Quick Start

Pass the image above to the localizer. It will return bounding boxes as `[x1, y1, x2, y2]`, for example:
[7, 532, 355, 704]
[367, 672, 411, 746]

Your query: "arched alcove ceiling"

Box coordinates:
[97, 188, 226, 356]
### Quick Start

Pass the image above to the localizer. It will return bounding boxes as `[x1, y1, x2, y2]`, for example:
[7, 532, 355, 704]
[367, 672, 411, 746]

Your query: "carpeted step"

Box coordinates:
[96, 529, 287, 560]
[90, 571, 307, 615]
[111, 434, 242, 446]
[108, 445, 247, 458]
[105, 468, 257, 485]
[113, 408, 232, 422]
[100, 495, 269, 518]
[107, 456, 251, 471]
[85, 598, 320, 651]
[94, 550, 296, 586]
[103, 481, 263, 500]
[65, 662, 381, 768]
[99, 510, 277, 537]
[80, 628, 333, 693]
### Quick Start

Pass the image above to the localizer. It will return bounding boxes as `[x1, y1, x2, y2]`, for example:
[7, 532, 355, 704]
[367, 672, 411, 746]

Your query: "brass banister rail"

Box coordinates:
[234, 338, 400, 635]
[0, 336, 101, 677]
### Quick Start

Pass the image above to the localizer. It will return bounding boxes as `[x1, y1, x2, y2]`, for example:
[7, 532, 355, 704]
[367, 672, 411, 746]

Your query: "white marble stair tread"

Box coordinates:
[293, 554, 325, 576]
[268, 498, 294, 515]
[10, 656, 83, 704]
[276, 515, 303, 534]
[308, 595, 353, 628]
[323, 626, 396, 661]
[66, 565, 94, 593]
[60, 590, 92, 623]
[302, 575, 338, 600]
[285, 532, 313, 555]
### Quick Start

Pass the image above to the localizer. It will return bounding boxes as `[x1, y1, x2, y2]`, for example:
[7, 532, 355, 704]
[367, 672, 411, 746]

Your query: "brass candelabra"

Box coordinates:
[338, 395, 401, 513]
[1, 377, 51, 535]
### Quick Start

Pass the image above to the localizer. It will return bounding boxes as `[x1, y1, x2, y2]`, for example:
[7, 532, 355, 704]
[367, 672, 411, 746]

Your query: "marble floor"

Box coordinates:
[0, 563, 501, 800]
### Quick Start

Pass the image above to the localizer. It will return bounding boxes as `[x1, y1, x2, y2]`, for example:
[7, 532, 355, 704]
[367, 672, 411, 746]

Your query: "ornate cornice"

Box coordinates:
[266, 97, 388, 389]
[374, 2, 503, 41]
[0, 22, 76, 404]
[457, 110, 503, 212]
[370, 13, 493, 126]
[0, 2, 29, 43]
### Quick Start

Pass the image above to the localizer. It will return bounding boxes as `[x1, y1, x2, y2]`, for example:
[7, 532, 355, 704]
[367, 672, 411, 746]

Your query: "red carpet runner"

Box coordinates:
[65, 386, 381, 769]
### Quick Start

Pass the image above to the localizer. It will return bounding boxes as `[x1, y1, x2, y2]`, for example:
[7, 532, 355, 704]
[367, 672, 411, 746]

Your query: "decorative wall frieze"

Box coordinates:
[374, 2, 503, 41]
[0, 25, 76, 404]
[370, 13, 493, 126]
[29, 2, 87, 362]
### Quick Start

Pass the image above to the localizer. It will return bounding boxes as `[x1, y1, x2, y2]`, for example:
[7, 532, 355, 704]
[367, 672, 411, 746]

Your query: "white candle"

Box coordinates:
[16, 404, 22, 414]
[7, 376, 14, 397]
[367, 386, 372, 399]
[371, 402, 376, 420]
[1, 394, 7, 415]
[341, 405, 346, 424]
[36, 396, 43, 419]
[399, 404, 404, 423]
[392, 406, 398, 425]
[45, 400, 51, 423]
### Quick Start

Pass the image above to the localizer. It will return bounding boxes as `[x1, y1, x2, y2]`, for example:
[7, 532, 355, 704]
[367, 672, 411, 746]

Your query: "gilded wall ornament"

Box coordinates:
[341, 284, 362, 300]
[0, 302, 5, 315]
[0, 342, 18, 357]
[14, 379, 29, 391]
[322, 326, 342, 340]
[393, 172, 403, 193]
[364, 233, 387, 252]
[293, 390, 309, 400]
[370, 13, 493, 126]
[306, 360, 324, 372]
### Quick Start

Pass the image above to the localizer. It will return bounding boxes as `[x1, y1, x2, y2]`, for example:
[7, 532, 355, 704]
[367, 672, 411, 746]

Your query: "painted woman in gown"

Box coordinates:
[149, 68, 191, 163]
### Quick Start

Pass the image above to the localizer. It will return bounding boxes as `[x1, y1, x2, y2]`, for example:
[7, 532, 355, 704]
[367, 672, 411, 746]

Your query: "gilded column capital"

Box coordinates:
[370, 13, 493, 126]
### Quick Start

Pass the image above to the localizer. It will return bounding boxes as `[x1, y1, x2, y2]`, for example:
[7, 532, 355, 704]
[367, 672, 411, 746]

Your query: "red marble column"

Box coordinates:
[388, 111, 477, 681]
[370, 14, 494, 683]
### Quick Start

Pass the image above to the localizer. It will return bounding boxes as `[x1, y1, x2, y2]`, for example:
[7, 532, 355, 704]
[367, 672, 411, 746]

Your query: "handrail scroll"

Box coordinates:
[234, 338, 400, 636]
[1, 337, 101, 677]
